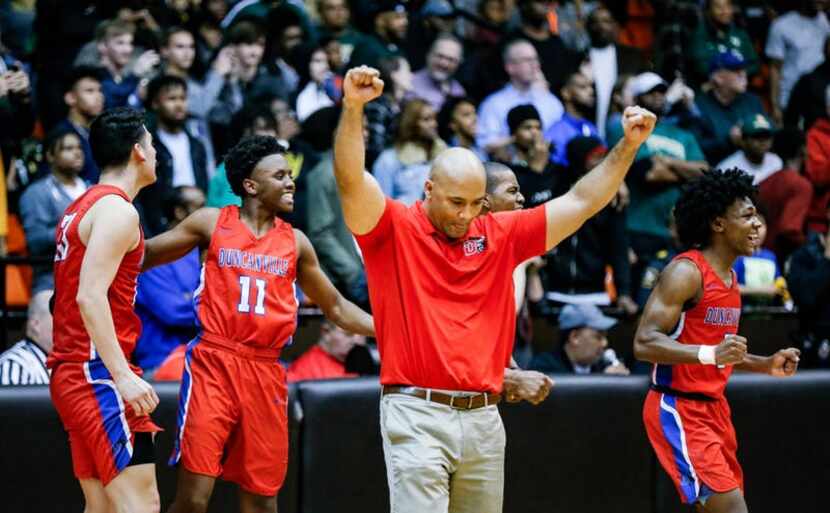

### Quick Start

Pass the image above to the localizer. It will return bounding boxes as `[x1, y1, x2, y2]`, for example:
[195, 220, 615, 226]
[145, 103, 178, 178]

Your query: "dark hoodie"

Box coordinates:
[542, 136, 632, 297]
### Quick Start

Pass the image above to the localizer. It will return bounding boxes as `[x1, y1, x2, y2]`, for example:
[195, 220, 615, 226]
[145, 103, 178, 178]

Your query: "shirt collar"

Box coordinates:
[414, 200, 440, 236]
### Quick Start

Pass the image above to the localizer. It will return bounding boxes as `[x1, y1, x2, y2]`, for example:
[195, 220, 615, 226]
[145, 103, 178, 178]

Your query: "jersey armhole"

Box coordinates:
[673, 255, 704, 312]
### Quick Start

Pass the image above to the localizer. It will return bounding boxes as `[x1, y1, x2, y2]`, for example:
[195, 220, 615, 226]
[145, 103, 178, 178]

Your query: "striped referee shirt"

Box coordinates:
[0, 339, 50, 385]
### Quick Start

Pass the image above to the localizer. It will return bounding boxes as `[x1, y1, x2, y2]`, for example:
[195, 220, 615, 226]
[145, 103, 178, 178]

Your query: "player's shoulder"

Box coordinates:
[656, 258, 703, 301]
[88, 194, 139, 224]
[194, 206, 222, 227]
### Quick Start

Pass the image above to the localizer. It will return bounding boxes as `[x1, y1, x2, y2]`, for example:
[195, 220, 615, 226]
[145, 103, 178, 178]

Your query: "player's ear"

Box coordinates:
[711, 216, 726, 234]
[424, 179, 434, 200]
[242, 177, 258, 196]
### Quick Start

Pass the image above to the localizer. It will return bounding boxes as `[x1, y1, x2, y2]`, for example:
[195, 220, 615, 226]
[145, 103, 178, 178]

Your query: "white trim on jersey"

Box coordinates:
[659, 394, 701, 498]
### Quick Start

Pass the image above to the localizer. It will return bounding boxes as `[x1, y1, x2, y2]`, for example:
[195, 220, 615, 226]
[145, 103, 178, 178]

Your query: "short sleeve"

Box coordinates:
[764, 19, 786, 61]
[493, 204, 548, 265]
[353, 197, 405, 251]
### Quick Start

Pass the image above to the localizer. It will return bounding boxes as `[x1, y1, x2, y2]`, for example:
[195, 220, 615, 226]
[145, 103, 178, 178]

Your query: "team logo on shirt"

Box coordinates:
[703, 307, 741, 327]
[463, 236, 487, 257]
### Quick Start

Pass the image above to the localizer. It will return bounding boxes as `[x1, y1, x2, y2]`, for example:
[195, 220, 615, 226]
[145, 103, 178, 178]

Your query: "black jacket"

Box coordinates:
[543, 204, 632, 297]
[529, 350, 609, 374]
[136, 128, 208, 236]
[787, 233, 830, 341]
[785, 61, 830, 131]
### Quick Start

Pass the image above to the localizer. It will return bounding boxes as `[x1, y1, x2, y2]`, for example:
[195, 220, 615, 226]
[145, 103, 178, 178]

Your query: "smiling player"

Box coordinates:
[634, 168, 801, 513]
[142, 135, 374, 513]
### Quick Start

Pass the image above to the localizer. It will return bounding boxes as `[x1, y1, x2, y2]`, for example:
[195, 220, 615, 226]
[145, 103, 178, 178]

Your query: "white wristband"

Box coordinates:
[698, 345, 717, 365]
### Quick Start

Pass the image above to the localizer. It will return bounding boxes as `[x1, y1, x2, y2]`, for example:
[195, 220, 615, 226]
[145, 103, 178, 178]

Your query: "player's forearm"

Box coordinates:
[333, 102, 367, 192]
[324, 295, 375, 337]
[734, 354, 771, 374]
[143, 233, 197, 270]
[633, 332, 705, 365]
[569, 138, 639, 218]
[76, 291, 132, 378]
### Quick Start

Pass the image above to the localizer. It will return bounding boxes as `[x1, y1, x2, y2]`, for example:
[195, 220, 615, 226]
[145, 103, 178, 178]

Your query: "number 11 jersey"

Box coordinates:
[196, 205, 298, 350]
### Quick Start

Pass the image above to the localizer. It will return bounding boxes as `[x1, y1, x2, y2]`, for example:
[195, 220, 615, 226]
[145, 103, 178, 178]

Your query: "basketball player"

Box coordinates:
[49, 107, 161, 513]
[634, 169, 801, 513]
[142, 135, 374, 513]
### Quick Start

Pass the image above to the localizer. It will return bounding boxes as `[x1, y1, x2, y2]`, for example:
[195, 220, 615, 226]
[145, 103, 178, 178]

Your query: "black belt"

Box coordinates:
[650, 384, 716, 402]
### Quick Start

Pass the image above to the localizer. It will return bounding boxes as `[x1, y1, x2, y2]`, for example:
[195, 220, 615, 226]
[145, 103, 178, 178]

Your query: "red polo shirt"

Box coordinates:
[356, 199, 547, 393]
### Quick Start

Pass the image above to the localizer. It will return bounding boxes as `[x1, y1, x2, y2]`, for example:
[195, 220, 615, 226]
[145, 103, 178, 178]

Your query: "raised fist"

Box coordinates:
[343, 66, 384, 107]
[622, 106, 657, 146]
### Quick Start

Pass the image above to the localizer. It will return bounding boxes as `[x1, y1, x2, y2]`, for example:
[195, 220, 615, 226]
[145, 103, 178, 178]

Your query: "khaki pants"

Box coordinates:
[380, 393, 506, 513]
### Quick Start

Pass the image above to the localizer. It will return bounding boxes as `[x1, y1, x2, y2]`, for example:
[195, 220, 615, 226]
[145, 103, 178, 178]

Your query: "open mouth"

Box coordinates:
[282, 192, 294, 204]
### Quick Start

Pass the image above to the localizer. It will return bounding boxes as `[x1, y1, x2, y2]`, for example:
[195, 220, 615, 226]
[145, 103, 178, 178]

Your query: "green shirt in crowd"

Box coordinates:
[608, 120, 705, 239]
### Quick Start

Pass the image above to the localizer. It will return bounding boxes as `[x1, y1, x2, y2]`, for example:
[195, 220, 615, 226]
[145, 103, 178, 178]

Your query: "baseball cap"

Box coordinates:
[373, 0, 408, 17]
[629, 72, 668, 97]
[421, 0, 454, 18]
[558, 304, 618, 331]
[708, 49, 747, 75]
[741, 112, 775, 138]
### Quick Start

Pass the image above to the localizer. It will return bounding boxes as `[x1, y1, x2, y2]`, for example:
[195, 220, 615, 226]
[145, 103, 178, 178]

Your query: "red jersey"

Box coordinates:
[196, 206, 298, 350]
[48, 185, 144, 367]
[355, 199, 547, 393]
[651, 250, 742, 398]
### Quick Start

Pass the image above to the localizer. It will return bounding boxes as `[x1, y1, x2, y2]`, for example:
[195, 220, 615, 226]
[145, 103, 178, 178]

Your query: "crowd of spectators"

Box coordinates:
[2, 0, 830, 384]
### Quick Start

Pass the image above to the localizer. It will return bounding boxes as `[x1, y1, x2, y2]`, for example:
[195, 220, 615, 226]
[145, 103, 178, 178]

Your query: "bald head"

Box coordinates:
[26, 290, 54, 351]
[429, 147, 486, 187]
[483, 161, 514, 193]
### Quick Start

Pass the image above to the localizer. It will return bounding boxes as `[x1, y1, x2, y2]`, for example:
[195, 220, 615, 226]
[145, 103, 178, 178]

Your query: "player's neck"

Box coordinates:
[701, 246, 737, 281]
[98, 170, 140, 201]
[239, 201, 277, 237]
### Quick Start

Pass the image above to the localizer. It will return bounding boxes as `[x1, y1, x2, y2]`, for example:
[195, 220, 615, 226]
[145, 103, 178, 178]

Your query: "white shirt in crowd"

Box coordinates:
[589, 44, 617, 140]
[63, 177, 87, 200]
[157, 129, 196, 187]
[296, 82, 335, 122]
[717, 150, 783, 185]
[765, 10, 830, 109]
[476, 84, 564, 149]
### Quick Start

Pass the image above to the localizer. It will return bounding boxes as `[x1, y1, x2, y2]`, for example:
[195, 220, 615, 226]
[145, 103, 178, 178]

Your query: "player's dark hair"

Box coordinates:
[224, 135, 286, 197]
[674, 168, 756, 250]
[89, 107, 147, 170]
[146, 74, 188, 106]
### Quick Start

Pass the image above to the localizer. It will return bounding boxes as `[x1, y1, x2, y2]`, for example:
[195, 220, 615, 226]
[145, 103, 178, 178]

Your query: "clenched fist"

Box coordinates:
[768, 347, 800, 377]
[621, 106, 657, 146]
[715, 335, 748, 366]
[343, 66, 384, 107]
